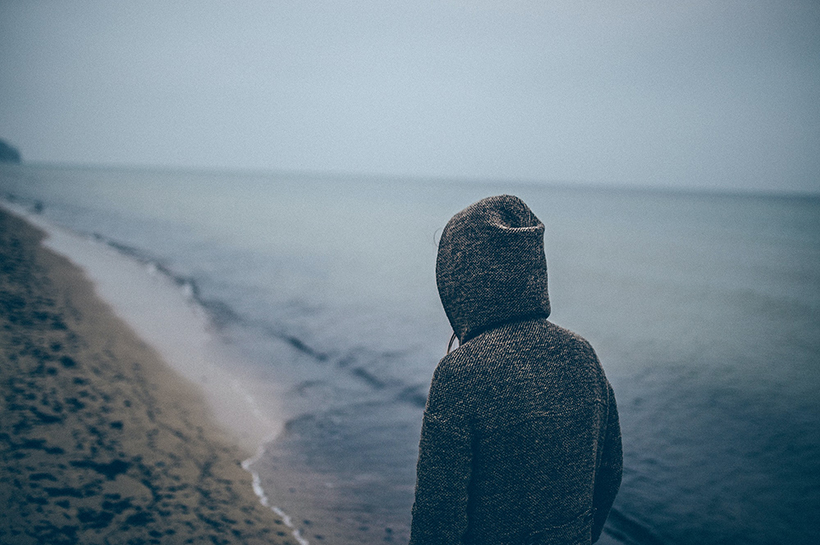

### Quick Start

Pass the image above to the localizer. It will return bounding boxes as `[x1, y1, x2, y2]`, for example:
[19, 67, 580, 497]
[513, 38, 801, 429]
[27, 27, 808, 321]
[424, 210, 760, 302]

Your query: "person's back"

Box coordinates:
[410, 195, 622, 545]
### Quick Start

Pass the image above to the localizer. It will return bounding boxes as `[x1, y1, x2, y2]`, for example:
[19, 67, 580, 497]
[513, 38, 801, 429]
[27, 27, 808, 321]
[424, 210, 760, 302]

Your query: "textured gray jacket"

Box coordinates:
[410, 195, 622, 545]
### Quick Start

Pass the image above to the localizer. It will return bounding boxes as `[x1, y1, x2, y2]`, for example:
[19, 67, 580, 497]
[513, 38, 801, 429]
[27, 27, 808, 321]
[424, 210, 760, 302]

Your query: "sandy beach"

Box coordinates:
[0, 209, 299, 544]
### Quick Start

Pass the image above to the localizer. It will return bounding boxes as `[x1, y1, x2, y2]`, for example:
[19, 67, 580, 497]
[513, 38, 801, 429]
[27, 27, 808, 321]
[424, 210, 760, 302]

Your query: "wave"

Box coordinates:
[84, 231, 242, 330]
[48, 203, 430, 409]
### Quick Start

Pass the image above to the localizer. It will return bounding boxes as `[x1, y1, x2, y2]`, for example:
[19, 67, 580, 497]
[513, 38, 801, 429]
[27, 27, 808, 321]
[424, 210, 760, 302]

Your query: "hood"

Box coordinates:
[436, 195, 551, 343]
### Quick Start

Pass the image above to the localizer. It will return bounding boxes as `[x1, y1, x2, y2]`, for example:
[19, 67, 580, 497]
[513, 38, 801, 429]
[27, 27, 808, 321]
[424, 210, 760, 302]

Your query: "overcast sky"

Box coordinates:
[1, 0, 818, 193]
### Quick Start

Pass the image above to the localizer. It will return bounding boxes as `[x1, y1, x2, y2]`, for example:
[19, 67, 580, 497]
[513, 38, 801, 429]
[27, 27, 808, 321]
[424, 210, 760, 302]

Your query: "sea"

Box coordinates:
[1, 163, 818, 545]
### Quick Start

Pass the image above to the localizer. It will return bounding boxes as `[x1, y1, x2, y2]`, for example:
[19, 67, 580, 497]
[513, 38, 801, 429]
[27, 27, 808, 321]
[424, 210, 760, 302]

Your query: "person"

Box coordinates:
[410, 195, 622, 545]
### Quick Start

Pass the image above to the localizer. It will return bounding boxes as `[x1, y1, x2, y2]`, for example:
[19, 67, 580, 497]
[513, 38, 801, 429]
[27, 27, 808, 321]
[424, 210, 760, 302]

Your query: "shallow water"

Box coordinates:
[2, 163, 819, 544]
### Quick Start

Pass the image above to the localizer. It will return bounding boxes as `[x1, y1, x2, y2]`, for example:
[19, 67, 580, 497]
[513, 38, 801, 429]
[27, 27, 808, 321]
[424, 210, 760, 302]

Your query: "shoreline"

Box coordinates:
[0, 208, 302, 544]
[4, 202, 286, 455]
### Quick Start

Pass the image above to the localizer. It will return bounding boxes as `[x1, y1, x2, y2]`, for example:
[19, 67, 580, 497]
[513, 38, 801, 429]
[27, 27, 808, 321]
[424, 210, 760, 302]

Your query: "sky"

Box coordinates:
[1, 0, 818, 193]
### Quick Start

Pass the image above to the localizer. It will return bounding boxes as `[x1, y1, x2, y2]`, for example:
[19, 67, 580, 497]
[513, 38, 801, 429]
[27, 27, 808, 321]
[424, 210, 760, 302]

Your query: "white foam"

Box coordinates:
[242, 447, 311, 545]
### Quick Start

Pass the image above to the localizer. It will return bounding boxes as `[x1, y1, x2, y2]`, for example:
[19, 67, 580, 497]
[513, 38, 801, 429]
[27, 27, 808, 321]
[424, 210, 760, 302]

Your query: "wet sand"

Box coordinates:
[0, 209, 300, 544]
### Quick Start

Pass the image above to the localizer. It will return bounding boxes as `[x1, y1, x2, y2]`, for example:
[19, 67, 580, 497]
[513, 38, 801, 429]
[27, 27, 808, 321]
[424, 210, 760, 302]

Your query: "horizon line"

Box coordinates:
[3, 159, 818, 200]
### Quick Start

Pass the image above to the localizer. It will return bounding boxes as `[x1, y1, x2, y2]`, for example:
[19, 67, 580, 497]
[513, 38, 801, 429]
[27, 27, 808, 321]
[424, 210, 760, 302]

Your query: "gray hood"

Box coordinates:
[436, 195, 551, 343]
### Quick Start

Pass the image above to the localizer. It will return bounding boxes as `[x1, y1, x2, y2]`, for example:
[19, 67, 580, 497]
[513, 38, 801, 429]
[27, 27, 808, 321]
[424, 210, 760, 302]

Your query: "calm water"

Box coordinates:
[2, 164, 819, 544]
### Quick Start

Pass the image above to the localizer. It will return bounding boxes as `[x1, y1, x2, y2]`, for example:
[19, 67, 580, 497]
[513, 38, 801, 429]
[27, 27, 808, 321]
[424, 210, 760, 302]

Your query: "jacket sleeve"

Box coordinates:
[409, 363, 473, 545]
[591, 381, 623, 543]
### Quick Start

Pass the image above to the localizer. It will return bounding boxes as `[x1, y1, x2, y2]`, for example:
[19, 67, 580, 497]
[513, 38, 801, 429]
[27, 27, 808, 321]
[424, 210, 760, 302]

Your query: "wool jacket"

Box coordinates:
[410, 195, 622, 545]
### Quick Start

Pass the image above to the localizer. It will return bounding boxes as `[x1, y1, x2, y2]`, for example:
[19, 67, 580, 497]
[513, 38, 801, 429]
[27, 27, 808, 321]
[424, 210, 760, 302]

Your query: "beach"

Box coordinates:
[0, 209, 300, 544]
[2, 164, 819, 544]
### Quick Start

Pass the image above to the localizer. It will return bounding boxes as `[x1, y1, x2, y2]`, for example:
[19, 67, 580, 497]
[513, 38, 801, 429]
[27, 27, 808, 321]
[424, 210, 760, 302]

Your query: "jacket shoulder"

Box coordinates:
[545, 321, 599, 359]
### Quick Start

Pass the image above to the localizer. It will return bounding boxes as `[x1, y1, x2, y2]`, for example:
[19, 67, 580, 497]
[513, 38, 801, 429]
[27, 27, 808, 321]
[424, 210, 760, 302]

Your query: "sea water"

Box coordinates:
[2, 163, 818, 544]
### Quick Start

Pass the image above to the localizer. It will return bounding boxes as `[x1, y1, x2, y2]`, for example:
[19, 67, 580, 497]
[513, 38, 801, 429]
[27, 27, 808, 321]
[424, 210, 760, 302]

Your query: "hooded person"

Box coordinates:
[410, 195, 622, 545]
